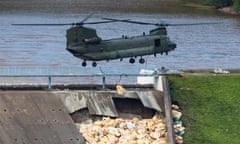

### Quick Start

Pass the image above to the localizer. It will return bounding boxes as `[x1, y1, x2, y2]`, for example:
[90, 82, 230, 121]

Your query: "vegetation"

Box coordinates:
[202, 0, 240, 12]
[203, 0, 233, 8]
[169, 75, 240, 144]
[233, 0, 240, 11]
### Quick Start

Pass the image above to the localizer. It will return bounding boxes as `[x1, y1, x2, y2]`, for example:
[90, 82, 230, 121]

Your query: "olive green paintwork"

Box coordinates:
[66, 26, 176, 61]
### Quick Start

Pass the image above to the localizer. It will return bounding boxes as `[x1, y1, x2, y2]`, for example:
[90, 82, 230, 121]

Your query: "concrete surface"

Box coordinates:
[0, 76, 175, 144]
[0, 91, 85, 144]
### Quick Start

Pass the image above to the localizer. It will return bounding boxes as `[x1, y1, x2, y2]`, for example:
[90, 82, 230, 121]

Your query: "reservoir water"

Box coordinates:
[0, 0, 240, 76]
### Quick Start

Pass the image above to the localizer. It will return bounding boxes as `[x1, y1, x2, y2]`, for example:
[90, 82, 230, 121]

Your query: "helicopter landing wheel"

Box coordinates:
[92, 62, 97, 67]
[82, 61, 87, 67]
[129, 58, 135, 64]
[139, 58, 145, 64]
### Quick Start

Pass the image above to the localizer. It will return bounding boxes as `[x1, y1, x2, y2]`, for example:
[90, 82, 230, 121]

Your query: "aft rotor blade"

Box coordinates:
[103, 18, 221, 27]
[167, 22, 221, 26]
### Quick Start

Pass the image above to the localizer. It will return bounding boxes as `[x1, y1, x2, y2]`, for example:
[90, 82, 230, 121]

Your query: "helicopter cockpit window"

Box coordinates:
[154, 39, 161, 47]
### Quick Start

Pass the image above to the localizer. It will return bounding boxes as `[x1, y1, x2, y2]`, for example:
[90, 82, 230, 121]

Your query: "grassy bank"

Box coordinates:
[169, 75, 240, 143]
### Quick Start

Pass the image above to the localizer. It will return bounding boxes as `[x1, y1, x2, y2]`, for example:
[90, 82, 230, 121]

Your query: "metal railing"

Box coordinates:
[0, 66, 161, 89]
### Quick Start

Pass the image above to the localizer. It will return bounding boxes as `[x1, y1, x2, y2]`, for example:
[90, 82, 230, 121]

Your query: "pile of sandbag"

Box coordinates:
[172, 104, 185, 144]
[79, 116, 168, 144]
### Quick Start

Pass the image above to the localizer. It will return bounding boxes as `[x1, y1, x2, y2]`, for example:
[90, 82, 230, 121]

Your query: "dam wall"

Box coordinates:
[0, 76, 175, 144]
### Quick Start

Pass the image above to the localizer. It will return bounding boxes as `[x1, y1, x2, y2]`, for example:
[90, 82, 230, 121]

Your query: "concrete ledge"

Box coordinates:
[0, 84, 153, 90]
[162, 77, 176, 144]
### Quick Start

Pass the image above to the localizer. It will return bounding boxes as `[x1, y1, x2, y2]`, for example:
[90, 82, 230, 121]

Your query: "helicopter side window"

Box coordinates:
[74, 38, 79, 43]
[154, 39, 161, 47]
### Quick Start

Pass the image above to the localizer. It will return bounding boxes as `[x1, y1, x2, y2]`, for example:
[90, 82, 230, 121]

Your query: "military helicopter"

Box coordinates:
[66, 18, 179, 67]
[12, 15, 217, 67]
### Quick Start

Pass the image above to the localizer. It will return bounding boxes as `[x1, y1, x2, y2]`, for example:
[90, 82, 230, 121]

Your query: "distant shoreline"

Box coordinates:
[1, 0, 238, 15]
[218, 6, 239, 15]
[184, 2, 239, 15]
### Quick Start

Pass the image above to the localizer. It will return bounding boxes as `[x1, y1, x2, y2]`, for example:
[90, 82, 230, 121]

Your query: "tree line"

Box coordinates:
[203, 0, 240, 12]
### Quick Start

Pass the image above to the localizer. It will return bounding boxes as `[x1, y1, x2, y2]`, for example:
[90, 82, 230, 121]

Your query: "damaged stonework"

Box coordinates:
[55, 90, 164, 118]
[87, 92, 118, 117]
[137, 91, 164, 112]
[57, 91, 88, 113]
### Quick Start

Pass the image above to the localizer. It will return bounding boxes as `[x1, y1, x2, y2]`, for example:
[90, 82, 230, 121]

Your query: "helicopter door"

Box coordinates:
[153, 39, 161, 56]
[154, 39, 161, 47]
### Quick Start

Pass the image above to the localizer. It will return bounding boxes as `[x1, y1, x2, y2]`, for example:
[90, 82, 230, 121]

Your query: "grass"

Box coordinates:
[169, 74, 240, 144]
[184, 2, 213, 10]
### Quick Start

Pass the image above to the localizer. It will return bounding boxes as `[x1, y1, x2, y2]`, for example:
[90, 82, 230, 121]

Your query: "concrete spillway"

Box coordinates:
[0, 91, 85, 144]
[0, 77, 175, 144]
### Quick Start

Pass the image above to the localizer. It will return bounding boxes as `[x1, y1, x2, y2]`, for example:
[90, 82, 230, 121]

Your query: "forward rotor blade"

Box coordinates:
[80, 13, 94, 24]
[84, 20, 118, 24]
[12, 20, 117, 26]
[102, 18, 158, 26]
[12, 23, 73, 26]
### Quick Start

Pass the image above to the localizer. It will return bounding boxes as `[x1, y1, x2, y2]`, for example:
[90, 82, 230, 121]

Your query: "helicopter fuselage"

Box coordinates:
[67, 35, 176, 61]
[66, 26, 176, 62]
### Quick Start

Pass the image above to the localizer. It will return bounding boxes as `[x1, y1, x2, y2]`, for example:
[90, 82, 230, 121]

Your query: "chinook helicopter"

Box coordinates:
[66, 18, 178, 67]
[13, 15, 217, 67]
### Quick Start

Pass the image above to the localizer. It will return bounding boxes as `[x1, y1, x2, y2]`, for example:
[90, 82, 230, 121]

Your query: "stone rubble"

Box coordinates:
[79, 115, 168, 144]
[78, 104, 185, 144]
[172, 104, 185, 144]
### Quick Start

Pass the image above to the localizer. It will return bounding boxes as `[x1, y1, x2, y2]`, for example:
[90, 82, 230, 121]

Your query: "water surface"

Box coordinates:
[0, 0, 240, 76]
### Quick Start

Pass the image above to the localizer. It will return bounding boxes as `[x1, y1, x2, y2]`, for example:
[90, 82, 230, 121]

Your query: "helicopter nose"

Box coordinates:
[66, 47, 74, 53]
[168, 41, 176, 50]
[66, 47, 79, 55]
